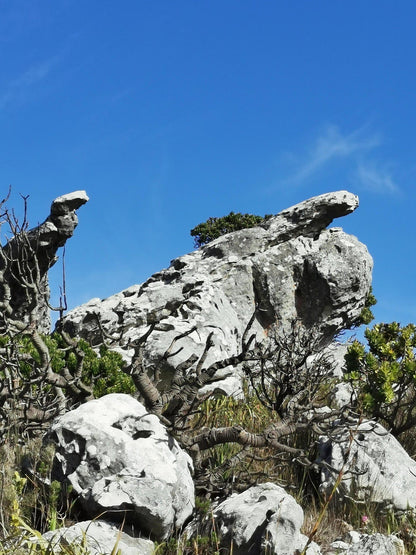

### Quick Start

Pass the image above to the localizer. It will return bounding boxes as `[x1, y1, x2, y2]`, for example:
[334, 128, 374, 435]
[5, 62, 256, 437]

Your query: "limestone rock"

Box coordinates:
[261, 189, 359, 239]
[62, 191, 372, 384]
[211, 483, 321, 554]
[49, 394, 195, 541]
[1, 190, 88, 332]
[319, 421, 416, 510]
[328, 531, 404, 555]
[42, 520, 155, 555]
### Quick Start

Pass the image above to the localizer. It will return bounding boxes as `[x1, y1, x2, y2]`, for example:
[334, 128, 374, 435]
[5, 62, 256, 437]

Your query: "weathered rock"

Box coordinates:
[318, 342, 349, 379]
[49, 394, 195, 541]
[261, 189, 359, 239]
[62, 191, 372, 385]
[211, 483, 321, 554]
[1, 190, 88, 332]
[319, 421, 416, 511]
[329, 381, 355, 408]
[42, 520, 155, 555]
[328, 531, 404, 555]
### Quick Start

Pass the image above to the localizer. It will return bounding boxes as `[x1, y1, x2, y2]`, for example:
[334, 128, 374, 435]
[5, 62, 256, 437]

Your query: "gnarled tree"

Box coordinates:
[0, 190, 124, 443]
[93, 305, 353, 495]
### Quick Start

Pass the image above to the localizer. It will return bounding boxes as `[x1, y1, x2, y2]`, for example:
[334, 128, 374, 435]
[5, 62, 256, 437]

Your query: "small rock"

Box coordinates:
[42, 520, 154, 555]
[327, 531, 404, 555]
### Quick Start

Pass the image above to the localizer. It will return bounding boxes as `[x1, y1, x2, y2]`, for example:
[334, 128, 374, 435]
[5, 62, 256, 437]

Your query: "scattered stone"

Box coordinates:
[49, 394, 195, 541]
[42, 520, 154, 555]
[328, 531, 404, 555]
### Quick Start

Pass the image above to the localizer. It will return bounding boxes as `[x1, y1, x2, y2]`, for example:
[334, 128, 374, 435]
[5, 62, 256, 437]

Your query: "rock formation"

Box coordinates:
[328, 531, 405, 555]
[0, 190, 88, 332]
[4, 190, 394, 552]
[62, 191, 373, 388]
[320, 420, 416, 511]
[209, 483, 321, 554]
[49, 394, 195, 541]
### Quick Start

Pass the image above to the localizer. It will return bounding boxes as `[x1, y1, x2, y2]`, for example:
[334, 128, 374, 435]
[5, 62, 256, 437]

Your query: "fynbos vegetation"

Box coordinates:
[1, 191, 415, 553]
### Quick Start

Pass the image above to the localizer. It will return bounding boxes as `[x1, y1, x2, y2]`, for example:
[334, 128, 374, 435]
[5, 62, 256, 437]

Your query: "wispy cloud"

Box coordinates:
[354, 162, 399, 194]
[0, 56, 60, 110]
[280, 124, 399, 194]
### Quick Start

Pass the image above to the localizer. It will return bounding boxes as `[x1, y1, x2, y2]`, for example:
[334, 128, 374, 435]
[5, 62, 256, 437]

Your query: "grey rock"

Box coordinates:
[319, 421, 416, 510]
[321, 342, 349, 379]
[1, 190, 88, 332]
[261, 189, 359, 239]
[42, 520, 154, 555]
[49, 394, 195, 541]
[198, 373, 245, 398]
[328, 531, 404, 555]
[329, 381, 355, 408]
[212, 482, 321, 554]
[62, 191, 372, 387]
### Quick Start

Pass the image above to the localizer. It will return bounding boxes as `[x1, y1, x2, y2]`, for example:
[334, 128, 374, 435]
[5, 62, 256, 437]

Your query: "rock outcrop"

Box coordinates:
[49, 394, 195, 541]
[1, 190, 88, 332]
[319, 421, 416, 511]
[62, 191, 372, 386]
[210, 483, 321, 554]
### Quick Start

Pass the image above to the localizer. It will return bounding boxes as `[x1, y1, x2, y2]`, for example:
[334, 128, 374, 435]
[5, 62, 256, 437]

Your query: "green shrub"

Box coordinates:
[190, 211, 272, 248]
[356, 287, 377, 326]
[345, 321, 416, 436]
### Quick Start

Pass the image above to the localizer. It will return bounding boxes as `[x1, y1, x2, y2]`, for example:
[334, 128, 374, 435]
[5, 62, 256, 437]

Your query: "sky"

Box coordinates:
[0, 1, 415, 331]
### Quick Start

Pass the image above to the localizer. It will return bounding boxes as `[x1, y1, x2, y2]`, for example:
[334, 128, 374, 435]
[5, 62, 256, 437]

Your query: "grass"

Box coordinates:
[2, 389, 416, 553]
[193, 391, 416, 554]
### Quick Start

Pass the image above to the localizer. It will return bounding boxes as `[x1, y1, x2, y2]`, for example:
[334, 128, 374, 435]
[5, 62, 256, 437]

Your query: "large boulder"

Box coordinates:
[62, 191, 372, 382]
[210, 483, 321, 554]
[319, 421, 416, 511]
[0, 190, 88, 332]
[49, 394, 195, 541]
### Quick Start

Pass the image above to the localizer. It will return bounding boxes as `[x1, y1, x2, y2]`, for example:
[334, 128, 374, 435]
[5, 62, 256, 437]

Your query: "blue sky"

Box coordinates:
[0, 1, 415, 329]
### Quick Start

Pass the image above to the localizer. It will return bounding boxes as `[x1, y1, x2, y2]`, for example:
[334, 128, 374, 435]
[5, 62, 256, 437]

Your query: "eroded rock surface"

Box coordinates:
[328, 531, 405, 555]
[49, 394, 195, 541]
[211, 483, 321, 554]
[319, 421, 416, 511]
[1, 190, 88, 332]
[62, 191, 372, 382]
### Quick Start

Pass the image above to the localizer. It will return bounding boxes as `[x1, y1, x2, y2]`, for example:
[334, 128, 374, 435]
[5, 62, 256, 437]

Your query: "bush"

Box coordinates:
[190, 211, 272, 248]
[345, 321, 416, 437]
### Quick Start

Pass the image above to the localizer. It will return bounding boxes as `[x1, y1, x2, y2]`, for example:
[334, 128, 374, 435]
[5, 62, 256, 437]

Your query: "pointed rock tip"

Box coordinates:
[261, 190, 359, 238]
[51, 191, 89, 215]
[282, 190, 359, 217]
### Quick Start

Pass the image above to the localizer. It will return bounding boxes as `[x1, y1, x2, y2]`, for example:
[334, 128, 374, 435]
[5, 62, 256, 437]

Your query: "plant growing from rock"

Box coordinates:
[190, 211, 272, 247]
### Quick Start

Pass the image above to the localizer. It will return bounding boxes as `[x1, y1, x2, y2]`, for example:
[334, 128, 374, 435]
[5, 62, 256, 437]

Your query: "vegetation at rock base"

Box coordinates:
[190, 211, 272, 247]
